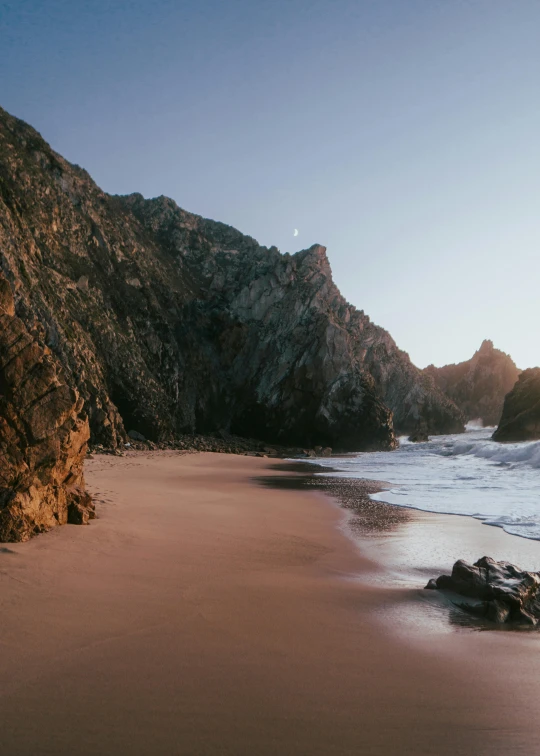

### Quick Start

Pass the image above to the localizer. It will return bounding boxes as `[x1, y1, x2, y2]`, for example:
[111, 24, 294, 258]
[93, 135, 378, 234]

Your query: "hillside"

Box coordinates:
[0, 105, 464, 451]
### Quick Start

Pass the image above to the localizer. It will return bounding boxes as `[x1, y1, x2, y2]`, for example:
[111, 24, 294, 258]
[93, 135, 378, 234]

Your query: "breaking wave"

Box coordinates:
[311, 428, 540, 541]
[447, 437, 540, 469]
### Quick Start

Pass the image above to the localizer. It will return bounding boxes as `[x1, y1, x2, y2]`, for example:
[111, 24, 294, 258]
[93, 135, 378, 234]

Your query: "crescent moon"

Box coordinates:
[293, 229, 298, 236]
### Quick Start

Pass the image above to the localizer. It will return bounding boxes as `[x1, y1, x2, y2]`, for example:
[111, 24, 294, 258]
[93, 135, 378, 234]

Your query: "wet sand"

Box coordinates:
[1, 452, 540, 755]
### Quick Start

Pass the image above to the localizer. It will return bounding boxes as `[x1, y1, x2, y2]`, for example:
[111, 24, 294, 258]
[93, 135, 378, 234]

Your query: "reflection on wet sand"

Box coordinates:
[258, 462, 540, 634]
[257, 464, 412, 535]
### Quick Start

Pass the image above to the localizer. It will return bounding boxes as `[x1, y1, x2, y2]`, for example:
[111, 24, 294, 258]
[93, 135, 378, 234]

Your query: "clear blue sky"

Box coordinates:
[2, 0, 539, 368]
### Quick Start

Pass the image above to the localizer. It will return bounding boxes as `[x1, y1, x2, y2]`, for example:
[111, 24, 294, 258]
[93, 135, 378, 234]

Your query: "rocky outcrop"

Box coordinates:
[492, 368, 540, 442]
[426, 556, 540, 625]
[424, 340, 520, 427]
[126, 196, 464, 440]
[0, 105, 462, 451]
[0, 274, 92, 541]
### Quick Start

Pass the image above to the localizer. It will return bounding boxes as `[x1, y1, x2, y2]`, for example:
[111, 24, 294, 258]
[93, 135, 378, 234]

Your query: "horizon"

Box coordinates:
[2, 0, 539, 369]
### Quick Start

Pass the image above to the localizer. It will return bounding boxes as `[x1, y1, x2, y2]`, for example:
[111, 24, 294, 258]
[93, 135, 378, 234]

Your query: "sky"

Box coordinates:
[1, 0, 539, 369]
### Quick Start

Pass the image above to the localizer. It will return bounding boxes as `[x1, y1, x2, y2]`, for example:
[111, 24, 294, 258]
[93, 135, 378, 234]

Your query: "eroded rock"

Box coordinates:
[492, 368, 540, 442]
[425, 340, 520, 428]
[0, 274, 93, 541]
[425, 556, 540, 625]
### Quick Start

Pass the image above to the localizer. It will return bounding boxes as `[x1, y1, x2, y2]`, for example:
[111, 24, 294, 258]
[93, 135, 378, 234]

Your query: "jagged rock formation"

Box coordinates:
[0, 105, 463, 450]
[424, 340, 520, 427]
[0, 273, 93, 542]
[492, 368, 540, 442]
[426, 556, 540, 625]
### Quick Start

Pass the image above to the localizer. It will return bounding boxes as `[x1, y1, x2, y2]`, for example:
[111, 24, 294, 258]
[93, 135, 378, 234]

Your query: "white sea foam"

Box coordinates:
[311, 428, 540, 541]
[450, 436, 540, 468]
[465, 419, 484, 431]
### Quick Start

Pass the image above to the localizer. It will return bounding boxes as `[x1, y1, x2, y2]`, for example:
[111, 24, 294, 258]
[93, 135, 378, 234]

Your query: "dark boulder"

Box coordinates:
[425, 556, 540, 625]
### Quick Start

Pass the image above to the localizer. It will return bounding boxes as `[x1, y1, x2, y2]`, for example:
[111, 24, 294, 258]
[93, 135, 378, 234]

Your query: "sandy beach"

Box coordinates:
[1, 452, 540, 755]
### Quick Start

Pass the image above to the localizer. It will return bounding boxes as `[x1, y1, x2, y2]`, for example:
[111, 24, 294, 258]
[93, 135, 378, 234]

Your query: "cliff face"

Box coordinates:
[0, 274, 92, 542]
[0, 105, 462, 450]
[424, 340, 520, 427]
[125, 195, 464, 439]
[492, 369, 540, 443]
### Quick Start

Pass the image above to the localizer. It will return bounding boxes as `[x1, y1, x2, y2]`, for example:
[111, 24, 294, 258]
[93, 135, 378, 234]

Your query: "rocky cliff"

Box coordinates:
[0, 105, 463, 451]
[424, 340, 520, 427]
[492, 368, 540, 442]
[0, 273, 93, 541]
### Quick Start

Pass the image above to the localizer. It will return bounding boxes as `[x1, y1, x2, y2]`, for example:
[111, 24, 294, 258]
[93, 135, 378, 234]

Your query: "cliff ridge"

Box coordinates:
[425, 340, 520, 427]
[0, 105, 464, 454]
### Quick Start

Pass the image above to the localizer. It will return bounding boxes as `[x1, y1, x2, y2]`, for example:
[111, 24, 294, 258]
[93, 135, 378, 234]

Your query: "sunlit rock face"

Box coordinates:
[0, 105, 462, 450]
[492, 368, 540, 443]
[0, 274, 92, 542]
[424, 340, 520, 428]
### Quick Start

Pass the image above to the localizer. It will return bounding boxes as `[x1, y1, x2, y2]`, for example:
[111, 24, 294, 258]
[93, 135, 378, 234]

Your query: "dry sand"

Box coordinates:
[1, 451, 540, 755]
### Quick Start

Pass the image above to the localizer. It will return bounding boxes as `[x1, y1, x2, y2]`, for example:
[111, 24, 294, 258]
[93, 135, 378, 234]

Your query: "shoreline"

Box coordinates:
[261, 458, 540, 561]
[307, 428, 540, 545]
[1, 451, 540, 754]
[259, 462, 540, 633]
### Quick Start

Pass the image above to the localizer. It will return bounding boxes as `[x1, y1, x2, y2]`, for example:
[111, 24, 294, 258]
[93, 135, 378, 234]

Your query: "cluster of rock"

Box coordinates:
[424, 340, 520, 428]
[0, 274, 93, 541]
[426, 556, 540, 625]
[492, 368, 540, 442]
[93, 430, 330, 459]
[0, 104, 464, 460]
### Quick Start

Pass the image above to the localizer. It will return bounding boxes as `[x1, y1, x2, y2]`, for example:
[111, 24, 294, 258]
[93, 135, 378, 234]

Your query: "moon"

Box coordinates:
[293, 228, 298, 237]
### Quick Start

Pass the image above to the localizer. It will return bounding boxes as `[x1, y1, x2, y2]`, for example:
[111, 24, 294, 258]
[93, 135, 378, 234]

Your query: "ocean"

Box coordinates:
[312, 426, 540, 542]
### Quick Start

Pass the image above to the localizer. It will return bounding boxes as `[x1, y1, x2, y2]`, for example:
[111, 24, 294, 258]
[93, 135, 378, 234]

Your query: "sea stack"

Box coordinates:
[424, 340, 520, 427]
[492, 368, 540, 442]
